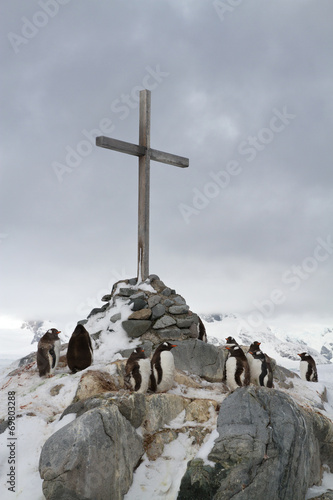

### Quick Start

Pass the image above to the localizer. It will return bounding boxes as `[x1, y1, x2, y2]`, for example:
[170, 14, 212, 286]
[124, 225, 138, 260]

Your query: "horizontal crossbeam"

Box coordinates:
[96, 136, 189, 168]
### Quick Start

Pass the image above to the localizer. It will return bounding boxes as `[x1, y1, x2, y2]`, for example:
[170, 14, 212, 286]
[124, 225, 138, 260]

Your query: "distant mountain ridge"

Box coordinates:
[201, 313, 333, 363]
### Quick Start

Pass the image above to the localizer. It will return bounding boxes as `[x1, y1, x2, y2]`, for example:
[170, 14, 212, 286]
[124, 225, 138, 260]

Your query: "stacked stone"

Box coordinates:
[90, 275, 203, 345]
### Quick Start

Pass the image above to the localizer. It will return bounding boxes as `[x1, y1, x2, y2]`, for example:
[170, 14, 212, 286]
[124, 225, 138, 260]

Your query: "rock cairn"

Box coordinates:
[84, 274, 206, 346]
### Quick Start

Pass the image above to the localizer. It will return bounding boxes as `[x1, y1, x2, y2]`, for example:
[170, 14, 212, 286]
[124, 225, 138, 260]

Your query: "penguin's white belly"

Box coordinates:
[155, 351, 175, 392]
[136, 358, 151, 393]
[247, 355, 262, 385]
[300, 361, 308, 381]
[226, 357, 239, 391]
[50, 340, 61, 375]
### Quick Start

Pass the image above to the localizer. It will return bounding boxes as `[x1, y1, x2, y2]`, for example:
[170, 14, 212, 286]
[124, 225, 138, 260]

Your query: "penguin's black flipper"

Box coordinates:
[49, 347, 56, 369]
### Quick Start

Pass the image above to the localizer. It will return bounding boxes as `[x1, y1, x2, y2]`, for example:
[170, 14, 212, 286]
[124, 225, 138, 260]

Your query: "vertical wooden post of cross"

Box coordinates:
[138, 90, 150, 281]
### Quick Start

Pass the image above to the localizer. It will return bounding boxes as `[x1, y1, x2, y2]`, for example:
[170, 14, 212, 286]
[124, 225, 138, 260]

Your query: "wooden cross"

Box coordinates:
[96, 89, 189, 281]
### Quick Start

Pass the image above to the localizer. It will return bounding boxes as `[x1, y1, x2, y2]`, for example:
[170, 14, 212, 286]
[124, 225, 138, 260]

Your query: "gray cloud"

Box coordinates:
[1, 0, 332, 330]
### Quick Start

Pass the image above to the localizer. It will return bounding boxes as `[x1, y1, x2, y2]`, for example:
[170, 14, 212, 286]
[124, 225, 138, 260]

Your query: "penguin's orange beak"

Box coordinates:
[297, 353, 301, 357]
[249, 351, 253, 354]
[171, 344, 177, 348]
[225, 346, 230, 350]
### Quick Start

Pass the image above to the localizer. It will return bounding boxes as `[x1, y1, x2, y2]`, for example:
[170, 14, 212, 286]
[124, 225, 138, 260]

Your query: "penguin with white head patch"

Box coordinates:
[37, 328, 61, 377]
[247, 347, 274, 388]
[225, 336, 239, 346]
[298, 352, 318, 382]
[150, 342, 176, 393]
[225, 344, 250, 391]
[67, 324, 93, 373]
[125, 347, 151, 393]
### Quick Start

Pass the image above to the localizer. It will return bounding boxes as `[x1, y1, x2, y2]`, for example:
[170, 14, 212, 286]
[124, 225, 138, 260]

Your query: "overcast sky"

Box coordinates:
[1, 0, 332, 334]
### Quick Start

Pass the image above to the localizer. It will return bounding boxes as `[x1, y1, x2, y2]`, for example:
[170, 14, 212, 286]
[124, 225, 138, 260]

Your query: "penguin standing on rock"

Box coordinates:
[150, 342, 176, 393]
[125, 347, 151, 393]
[37, 329, 61, 377]
[223, 337, 240, 381]
[247, 349, 274, 388]
[67, 324, 93, 373]
[298, 352, 318, 382]
[225, 344, 250, 391]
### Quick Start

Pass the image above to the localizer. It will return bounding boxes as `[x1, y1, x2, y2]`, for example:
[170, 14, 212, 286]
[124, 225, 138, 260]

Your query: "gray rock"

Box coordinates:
[118, 288, 135, 297]
[101, 294, 111, 302]
[148, 295, 161, 308]
[151, 303, 166, 319]
[130, 298, 147, 311]
[148, 274, 160, 281]
[144, 394, 190, 434]
[87, 306, 107, 318]
[179, 386, 328, 500]
[158, 328, 184, 340]
[110, 313, 121, 323]
[40, 405, 144, 500]
[130, 291, 147, 300]
[161, 287, 172, 296]
[176, 318, 196, 329]
[163, 299, 174, 307]
[122, 320, 152, 338]
[173, 295, 186, 305]
[173, 339, 225, 382]
[169, 305, 190, 315]
[0, 419, 9, 435]
[18, 352, 36, 367]
[153, 315, 176, 329]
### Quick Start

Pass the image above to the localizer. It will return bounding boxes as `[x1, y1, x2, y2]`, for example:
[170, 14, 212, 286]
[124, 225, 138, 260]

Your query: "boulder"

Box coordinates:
[173, 339, 225, 382]
[39, 405, 144, 500]
[143, 393, 190, 434]
[178, 386, 333, 500]
[153, 315, 177, 329]
[122, 319, 152, 337]
[73, 369, 122, 401]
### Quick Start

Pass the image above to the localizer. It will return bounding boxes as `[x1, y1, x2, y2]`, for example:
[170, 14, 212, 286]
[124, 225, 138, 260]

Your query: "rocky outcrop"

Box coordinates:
[173, 339, 225, 382]
[39, 391, 214, 500]
[39, 405, 143, 500]
[178, 386, 333, 500]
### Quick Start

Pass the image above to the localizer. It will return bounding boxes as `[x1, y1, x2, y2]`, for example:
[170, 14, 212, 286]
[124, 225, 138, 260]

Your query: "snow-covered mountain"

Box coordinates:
[201, 313, 333, 366]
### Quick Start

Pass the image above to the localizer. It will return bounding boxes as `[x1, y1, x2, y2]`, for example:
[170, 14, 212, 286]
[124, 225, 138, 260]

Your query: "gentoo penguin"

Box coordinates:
[37, 328, 61, 377]
[150, 342, 177, 393]
[66, 324, 93, 373]
[225, 344, 250, 391]
[124, 347, 151, 393]
[298, 352, 318, 382]
[223, 336, 240, 381]
[247, 349, 274, 388]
